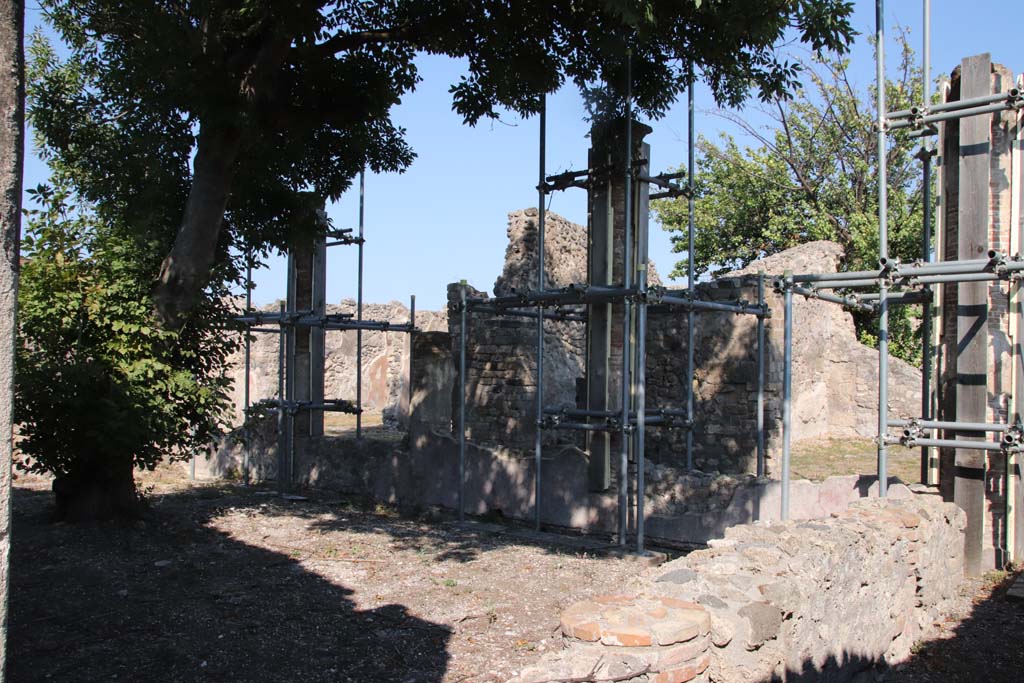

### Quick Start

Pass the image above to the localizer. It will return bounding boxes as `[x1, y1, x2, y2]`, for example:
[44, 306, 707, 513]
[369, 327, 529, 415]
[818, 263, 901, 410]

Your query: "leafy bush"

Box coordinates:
[15, 182, 237, 517]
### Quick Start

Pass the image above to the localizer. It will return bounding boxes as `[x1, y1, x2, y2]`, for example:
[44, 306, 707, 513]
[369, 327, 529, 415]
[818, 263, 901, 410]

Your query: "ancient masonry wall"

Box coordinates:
[224, 300, 447, 427]
[449, 212, 921, 476]
[510, 495, 965, 683]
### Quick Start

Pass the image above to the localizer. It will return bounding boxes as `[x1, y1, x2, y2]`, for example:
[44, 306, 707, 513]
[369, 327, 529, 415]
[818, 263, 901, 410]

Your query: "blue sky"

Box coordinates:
[22, 1, 1024, 311]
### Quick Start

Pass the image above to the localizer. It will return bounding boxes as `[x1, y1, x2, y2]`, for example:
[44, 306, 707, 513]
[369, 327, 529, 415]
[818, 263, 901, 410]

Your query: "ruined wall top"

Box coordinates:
[493, 209, 662, 296]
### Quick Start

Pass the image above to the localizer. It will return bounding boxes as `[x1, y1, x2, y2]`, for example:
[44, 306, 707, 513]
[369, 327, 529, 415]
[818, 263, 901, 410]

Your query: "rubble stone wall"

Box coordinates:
[511, 495, 965, 683]
[452, 212, 921, 475]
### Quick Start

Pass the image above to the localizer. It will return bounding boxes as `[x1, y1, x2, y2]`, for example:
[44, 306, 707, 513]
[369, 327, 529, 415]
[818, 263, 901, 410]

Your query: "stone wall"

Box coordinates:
[452, 212, 921, 475]
[224, 300, 447, 426]
[511, 495, 965, 683]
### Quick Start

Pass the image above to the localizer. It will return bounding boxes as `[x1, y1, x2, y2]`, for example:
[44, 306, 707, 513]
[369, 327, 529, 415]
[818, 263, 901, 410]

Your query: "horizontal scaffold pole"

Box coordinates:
[791, 286, 873, 312]
[467, 304, 586, 322]
[888, 89, 1018, 119]
[888, 418, 1011, 433]
[893, 437, 1010, 453]
[656, 295, 769, 317]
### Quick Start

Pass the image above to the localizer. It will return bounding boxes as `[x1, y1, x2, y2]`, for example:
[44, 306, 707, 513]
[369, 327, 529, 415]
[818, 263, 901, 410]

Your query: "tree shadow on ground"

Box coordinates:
[6, 485, 452, 683]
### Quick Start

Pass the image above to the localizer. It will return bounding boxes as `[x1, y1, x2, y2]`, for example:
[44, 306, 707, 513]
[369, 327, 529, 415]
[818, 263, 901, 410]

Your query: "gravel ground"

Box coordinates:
[7, 465, 1023, 683]
[6, 470, 646, 683]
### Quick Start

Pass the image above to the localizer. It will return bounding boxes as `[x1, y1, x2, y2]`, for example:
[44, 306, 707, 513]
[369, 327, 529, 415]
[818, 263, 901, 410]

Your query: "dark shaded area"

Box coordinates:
[772, 568, 1024, 683]
[6, 485, 452, 683]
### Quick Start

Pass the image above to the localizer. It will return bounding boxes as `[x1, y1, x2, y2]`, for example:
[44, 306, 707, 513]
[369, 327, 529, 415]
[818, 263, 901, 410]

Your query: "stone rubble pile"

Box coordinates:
[510, 495, 965, 683]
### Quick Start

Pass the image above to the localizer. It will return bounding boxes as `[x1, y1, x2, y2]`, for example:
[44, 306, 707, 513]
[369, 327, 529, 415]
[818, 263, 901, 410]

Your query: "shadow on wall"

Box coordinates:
[449, 275, 782, 477]
[767, 569, 1023, 682]
[646, 279, 781, 475]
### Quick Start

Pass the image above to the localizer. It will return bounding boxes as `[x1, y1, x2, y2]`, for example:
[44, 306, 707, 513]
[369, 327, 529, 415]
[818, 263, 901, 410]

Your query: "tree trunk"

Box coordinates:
[52, 455, 143, 522]
[152, 119, 241, 328]
[0, 0, 23, 669]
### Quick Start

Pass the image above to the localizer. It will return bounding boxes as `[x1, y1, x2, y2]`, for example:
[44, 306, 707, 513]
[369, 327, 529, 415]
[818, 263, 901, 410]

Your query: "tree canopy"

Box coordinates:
[29, 0, 857, 326]
[653, 35, 930, 362]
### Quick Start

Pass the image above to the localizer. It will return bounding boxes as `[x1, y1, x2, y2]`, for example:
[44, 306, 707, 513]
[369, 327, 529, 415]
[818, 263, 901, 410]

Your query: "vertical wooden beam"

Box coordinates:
[955, 53, 992, 576]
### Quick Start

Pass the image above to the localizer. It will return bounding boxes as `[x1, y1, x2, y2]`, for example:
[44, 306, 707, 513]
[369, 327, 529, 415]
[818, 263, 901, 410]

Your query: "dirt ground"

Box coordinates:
[6, 468, 647, 683]
[8, 462, 1024, 683]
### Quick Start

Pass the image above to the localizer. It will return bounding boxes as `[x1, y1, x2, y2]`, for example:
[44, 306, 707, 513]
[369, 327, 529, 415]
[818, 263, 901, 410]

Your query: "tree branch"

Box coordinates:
[312, 26, 413, 54]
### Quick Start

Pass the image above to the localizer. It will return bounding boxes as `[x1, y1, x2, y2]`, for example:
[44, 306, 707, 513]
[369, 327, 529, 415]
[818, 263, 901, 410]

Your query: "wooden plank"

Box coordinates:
[955, 53, 992, 576]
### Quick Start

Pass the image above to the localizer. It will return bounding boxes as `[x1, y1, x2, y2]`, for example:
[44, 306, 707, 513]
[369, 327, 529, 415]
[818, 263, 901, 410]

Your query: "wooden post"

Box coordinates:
[954, 53, 992, 576]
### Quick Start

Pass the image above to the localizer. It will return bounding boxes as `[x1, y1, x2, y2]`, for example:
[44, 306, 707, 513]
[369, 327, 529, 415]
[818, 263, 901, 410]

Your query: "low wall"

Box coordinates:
[511, 496, 965, 683]
[206, 430, 922, 548]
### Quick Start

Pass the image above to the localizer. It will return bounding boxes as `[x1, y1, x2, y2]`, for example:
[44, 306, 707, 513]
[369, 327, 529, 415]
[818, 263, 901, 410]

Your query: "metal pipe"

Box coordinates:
[888, 88, 1017, 119]
[920, 0, 933, 485]
[876, 0, 890, 499]
[857, 291, 930, 304]
[635, 80, 649, 553]
[243, 252, 252, 486]
[792, 268, 885, 284]
[792, 286, 875, 312]
[458, 282, 467, 522]
[782, 274, 793, 519]
[409, 294, 416, 420]
[900, 438, 1008, 453]
[546, 407, 688, 419]
[756, 272, 766, 477]
[618, 49, 634, 548]
[546, 421, 626, 433]
[801, 278, 886, 290]
[889, 100, 1021, 130]
[657, 296, 767, 316]
[277, 302, 286, 490]
[914, 272, 1005, 285]
[686, 61, 697, 474]
[888, 418, 1010, 433]
[467, 305, 587, 322]
[896, 259, 996, 276]
[534, 93, 546, 532]
[356, 170, 365, 440]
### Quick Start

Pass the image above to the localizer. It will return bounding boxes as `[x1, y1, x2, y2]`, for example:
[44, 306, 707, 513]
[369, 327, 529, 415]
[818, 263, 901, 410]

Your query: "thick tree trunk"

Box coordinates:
[52, 455, 143, 522]
[0, 0, 23, 670]
[152, 119, 241, 328]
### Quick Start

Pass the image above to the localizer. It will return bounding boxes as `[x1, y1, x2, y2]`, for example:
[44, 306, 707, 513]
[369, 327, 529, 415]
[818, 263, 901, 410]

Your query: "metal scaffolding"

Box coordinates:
[453, 0, 1024, 562]
[771, 0, 1024, 567]
[455, 51, 769, 554]
[235, 172, 417, 489]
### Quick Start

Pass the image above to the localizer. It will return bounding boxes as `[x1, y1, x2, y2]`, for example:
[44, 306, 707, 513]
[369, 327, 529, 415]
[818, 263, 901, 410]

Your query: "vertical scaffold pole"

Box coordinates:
[685, 62, 697, 472]
[756, 272, 766, 477]
[782, 274, 793, 520]
[919, 0, 934, 485]
[277, 301, 287, 490]
[618, 49, 634, 548]
[458, 282, 467, 522]
[243, 252, 252, 485]
[534, 94, 547, 532]
[409, 294, 416, 415]
[356, 170, 365, 440]
[636, 230, 649, 552]
[876, 0, 890, 497]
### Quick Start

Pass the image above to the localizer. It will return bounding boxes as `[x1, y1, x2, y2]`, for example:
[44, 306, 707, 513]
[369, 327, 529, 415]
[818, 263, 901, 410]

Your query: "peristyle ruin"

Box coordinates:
[194, 3, 1024, 680]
